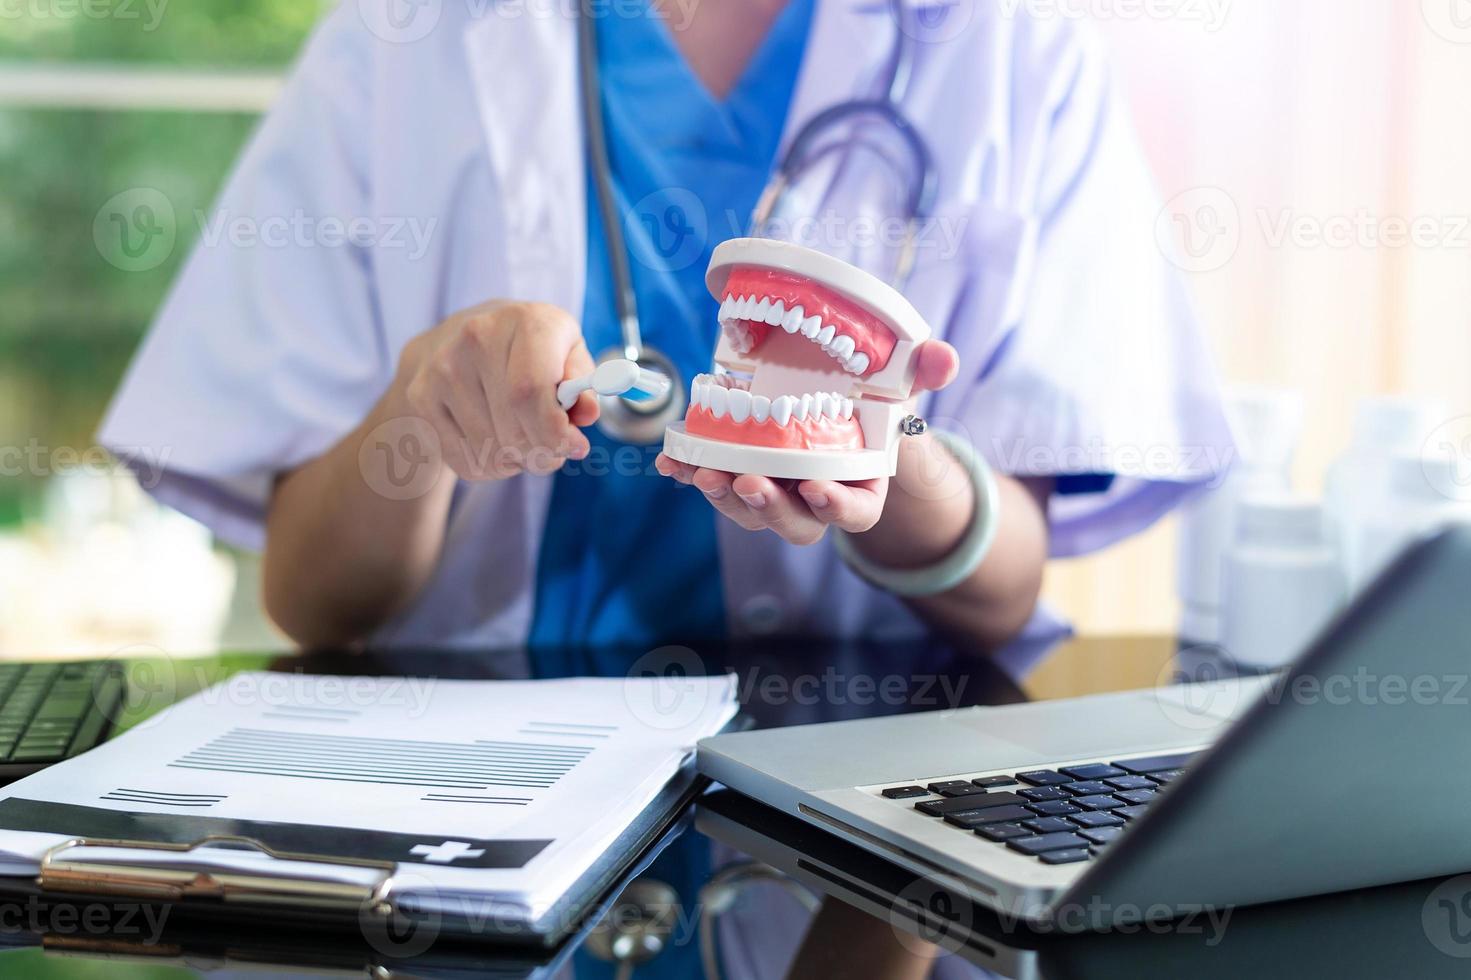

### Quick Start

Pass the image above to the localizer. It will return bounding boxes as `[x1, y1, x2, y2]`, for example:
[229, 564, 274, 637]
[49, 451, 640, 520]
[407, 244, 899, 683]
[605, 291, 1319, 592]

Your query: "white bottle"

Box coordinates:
[1353, 452, 1471, 589]
[1177, 388, 1303, 651]
[1221, 495, 1347, 670]
[1323, 396, 1445, 589]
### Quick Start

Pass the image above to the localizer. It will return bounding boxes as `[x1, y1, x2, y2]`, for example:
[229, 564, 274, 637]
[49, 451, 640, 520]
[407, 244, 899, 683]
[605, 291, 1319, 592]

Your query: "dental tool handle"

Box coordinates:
[557, 377, 591, 412]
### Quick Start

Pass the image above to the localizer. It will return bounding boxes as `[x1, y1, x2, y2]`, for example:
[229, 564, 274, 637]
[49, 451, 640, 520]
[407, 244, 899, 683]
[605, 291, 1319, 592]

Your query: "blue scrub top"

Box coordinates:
[528, 7, 815, 978]
[529, 0, 815, 668]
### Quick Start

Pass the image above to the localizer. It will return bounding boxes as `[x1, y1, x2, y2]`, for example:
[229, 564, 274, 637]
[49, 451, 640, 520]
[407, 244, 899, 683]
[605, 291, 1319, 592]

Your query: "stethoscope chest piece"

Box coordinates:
[593, 346, 685, 446]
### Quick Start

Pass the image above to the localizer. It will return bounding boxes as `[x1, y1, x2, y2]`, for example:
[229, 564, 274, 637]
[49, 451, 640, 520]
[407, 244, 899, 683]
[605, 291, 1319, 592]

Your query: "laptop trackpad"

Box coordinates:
[946, 686, 1245, 762]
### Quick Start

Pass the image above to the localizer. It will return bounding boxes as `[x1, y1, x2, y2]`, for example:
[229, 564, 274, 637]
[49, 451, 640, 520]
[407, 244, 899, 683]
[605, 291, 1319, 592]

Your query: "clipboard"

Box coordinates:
[0, 803, 698, 979]
[0, 757, 713, 952]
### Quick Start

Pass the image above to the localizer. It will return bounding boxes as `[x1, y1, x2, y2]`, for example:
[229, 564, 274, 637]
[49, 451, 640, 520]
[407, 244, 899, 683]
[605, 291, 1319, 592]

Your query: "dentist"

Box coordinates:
[99, 1, 1231, 974]
[101, 0, 1231, 666]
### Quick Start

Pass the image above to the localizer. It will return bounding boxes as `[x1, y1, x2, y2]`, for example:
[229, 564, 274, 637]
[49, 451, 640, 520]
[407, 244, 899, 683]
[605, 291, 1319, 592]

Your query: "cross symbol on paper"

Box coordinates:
[409, 840, 487, 864]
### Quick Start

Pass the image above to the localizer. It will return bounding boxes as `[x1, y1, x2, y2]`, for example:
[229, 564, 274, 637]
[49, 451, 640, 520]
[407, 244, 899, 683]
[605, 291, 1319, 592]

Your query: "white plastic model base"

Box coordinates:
[661, 238, 933, 481]
[663, 424, 896, 482]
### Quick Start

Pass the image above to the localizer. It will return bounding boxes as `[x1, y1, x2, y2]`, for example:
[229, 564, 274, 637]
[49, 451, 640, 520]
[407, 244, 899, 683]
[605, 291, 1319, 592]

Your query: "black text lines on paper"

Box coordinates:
[169, 728, 594, 790]
[100, 788, 227, 808]
[517, 720, 619, 739]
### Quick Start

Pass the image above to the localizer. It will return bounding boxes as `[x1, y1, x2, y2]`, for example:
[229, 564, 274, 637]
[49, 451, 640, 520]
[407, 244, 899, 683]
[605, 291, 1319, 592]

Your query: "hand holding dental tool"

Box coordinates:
[557, 359, 672, 412]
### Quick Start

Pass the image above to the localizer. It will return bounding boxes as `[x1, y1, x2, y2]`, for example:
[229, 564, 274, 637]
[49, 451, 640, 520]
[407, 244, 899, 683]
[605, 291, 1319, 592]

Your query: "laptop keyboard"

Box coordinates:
[879, 752, 1197, 866]
[0, 661, 124, 770]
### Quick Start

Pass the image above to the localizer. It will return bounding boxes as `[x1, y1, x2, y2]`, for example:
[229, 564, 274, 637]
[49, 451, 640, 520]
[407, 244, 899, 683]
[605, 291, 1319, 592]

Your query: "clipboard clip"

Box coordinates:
[39, 835, 400, 916]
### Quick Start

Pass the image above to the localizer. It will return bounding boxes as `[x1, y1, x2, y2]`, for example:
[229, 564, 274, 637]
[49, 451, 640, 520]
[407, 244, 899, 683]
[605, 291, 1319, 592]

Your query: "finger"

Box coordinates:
[426, 401, 477, 479]
[432, 354, 495, 455]
[443, 377, 516, 478]
[912, 339, 960, 394]
[732, 474, 827, 546]
[692, 468, 766, 531]
[567, 390, 600, 431]
[654, 453, 698, 485]
[504, 308, 586, 458]
[798, 478, 889, 534]
[512, 343, 578, 476]
[563, 339, 601, 432]
[466, 363, 536, 477]
[521, 435, 570, 477]
[467, 366, 534, 477]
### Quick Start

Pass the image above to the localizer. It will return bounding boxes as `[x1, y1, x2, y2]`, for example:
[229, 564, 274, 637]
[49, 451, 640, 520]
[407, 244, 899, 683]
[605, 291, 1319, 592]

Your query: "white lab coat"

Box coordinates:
[100, 0, 1233, 671]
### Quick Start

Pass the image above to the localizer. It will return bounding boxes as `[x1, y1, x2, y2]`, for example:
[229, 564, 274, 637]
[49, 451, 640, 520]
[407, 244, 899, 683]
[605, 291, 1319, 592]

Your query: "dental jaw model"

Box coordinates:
[662, 238, 933, 481]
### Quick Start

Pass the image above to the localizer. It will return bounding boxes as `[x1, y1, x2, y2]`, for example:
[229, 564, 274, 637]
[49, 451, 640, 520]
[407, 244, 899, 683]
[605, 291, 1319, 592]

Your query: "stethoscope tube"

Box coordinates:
[575, 0, 934, 444]
[576, 0, 685, 443]
[578, 0, 641, 362]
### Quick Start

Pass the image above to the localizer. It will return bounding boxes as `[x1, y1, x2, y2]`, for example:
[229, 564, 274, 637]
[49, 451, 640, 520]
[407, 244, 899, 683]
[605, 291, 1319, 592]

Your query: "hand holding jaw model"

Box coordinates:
[656, 238, 960, 543]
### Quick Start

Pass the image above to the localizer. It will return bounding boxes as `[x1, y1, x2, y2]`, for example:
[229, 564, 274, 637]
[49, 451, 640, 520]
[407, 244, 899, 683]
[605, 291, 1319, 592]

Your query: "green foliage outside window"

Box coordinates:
[0, 0, 324, 66]
[0, 1, 327, 525]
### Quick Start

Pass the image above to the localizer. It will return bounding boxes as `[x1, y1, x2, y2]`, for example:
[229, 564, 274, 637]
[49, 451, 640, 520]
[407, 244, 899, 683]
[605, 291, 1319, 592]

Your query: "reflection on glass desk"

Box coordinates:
[698, 788, 1471, 980]
[0, 638, 1027, 979]
[4, 635, 1411, 979]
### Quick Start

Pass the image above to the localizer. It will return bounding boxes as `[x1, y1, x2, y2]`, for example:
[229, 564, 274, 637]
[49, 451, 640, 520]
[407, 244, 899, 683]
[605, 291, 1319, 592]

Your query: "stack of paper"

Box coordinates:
[0, 671, 738, 926]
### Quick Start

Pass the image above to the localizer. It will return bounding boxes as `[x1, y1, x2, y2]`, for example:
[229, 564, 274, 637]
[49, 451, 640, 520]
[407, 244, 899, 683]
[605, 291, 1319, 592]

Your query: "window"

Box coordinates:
[0, 1, 329, 653]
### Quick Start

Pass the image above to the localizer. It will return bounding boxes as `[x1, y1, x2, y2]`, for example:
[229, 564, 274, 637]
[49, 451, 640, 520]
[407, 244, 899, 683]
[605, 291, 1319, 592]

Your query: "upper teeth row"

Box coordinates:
[691, 374, 853, 425]
[719, 294, 871, 376]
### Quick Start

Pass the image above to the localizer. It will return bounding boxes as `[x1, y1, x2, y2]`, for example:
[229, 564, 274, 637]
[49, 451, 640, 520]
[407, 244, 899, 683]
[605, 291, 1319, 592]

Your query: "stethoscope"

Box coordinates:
[576, 0, 937, 445]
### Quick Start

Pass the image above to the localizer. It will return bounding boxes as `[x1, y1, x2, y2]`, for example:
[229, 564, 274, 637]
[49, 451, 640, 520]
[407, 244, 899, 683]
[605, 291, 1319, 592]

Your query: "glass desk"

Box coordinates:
[0, 638, 1459, 979]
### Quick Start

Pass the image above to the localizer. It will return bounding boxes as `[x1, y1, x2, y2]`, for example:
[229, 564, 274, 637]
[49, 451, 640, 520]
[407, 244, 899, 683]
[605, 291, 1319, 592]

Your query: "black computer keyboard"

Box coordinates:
[0, 661, 124, 780]
[880, 752, 1197, 867]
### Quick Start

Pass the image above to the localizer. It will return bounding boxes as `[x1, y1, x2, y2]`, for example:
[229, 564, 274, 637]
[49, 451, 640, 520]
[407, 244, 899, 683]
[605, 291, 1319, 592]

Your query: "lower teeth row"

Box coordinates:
[691, 374, 853, 425]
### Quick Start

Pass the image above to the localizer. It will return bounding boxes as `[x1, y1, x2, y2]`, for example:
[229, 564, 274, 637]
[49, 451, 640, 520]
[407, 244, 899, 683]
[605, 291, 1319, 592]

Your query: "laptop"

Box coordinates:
[696, 789, 1471, 980]
[697, 525, 1471, 929]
